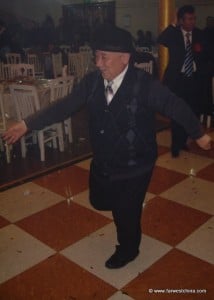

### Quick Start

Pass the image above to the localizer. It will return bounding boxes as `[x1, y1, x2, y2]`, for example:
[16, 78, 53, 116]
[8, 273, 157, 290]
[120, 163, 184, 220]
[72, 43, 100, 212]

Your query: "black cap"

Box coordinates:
[93, 24, 134, 53]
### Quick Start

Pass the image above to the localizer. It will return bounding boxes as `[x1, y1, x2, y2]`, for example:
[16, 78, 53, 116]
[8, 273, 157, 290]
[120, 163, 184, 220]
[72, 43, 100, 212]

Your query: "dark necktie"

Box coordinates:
[184, 32, 193, 77]
[105, 81, 114, 104]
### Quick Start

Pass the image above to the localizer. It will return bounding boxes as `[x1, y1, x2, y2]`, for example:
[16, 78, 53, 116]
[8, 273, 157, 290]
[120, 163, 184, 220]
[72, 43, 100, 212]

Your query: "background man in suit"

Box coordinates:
[158, 5, 207, 157]
[3, 25, 211, 269]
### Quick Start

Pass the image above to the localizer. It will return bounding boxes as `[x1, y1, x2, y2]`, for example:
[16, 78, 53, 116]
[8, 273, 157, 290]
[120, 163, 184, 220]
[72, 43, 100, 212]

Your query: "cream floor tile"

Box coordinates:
[0, 182, 64, 222]
[72, 190, 113, 220]
[156, 129, 171, 147]
[156, 151, 213, 175]
[160, 177, 214, 215]
[61, 223, 172, 289]
[0, 224, 55, 284]
[107, 291, 135, 300]
[176, 217, 214, 264]
[75, 158, 92, 170]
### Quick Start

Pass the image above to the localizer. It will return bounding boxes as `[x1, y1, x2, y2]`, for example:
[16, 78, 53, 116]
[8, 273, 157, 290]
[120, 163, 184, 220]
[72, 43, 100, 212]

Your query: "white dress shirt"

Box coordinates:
[104, 65, 128, 104]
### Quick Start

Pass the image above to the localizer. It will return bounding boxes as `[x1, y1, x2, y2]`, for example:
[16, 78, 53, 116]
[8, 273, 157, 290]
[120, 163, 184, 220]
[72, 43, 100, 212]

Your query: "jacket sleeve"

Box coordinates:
[157, 25, 176, 47]
[147, 79, 204, 140]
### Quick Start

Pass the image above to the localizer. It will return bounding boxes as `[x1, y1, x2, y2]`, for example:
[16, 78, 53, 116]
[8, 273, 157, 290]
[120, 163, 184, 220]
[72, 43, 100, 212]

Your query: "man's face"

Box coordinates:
[179, 13, 196, 32]
[95, 50, 130, 81]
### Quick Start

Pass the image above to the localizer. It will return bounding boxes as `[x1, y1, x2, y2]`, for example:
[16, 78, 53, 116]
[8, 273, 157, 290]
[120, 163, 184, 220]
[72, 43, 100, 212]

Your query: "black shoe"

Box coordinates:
[105, 246, 139, 269]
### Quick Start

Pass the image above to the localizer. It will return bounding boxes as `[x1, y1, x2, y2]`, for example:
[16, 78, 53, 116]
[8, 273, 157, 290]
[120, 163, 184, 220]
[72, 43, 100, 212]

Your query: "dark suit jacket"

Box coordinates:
[158, 25, 205, 90]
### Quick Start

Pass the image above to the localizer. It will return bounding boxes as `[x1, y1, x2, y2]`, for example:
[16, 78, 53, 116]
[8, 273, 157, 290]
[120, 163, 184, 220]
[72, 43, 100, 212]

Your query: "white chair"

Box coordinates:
[80, 51, 94, 75]
[0, 62, 4, 80]
[136, 47, 150, 53]
[52, 52, 63, 78]
[2, 64, 13, 80]
[49, 76, 75, 143]
[27, 53, 44, 78]
[134, 60, 153, 75]
[68, 52, 85, 83]
[5, 53, 22, 64]
[0, 91, 15, 163]
[59, 45, 70, 55]
[10, 63, 35, 79]
[3, 63, 35, 80]
[200, 76, 214, 128]
[79, 45, 94, 74]
[9, 84, 64, 161]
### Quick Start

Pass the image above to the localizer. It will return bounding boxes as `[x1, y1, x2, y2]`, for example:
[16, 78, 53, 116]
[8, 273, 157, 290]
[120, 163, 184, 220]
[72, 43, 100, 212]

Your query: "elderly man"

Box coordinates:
[3, 25, 211, 269]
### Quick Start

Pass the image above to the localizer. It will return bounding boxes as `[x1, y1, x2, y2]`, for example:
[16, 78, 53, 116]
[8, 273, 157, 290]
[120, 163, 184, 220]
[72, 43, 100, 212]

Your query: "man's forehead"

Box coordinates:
[182, 13, 196, 19]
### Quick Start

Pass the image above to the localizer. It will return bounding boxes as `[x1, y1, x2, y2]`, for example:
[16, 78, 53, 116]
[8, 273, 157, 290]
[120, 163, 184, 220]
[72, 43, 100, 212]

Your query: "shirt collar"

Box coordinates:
[181, 28, 192, 36]
[104, 65, 129, 93]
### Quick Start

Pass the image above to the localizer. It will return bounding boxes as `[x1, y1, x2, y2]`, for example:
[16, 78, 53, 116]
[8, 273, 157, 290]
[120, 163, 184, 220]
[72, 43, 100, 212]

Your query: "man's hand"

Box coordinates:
[2, 120, 28, 144]
[196, 134, 212, 150]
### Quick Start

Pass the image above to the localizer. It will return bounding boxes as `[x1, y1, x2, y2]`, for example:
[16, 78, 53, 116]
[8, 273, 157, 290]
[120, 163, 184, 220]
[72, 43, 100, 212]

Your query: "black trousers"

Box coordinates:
[171, 73, 201, 152]
[89, 164, 153, 256]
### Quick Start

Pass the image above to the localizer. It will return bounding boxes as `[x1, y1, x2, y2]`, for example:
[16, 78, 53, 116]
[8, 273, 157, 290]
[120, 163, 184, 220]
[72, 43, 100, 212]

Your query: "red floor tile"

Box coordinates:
[123, 248, 214, 300]
[0, 253, 116, 300]
[197, 163, 214, 183]
[16, 201, 112, 251]
[157, 145, 170, 156]
[142, 196, 212, 246]
[148, 166, 187, 194]
[0, 215, 10, 229]
[33, 165, 89, 196]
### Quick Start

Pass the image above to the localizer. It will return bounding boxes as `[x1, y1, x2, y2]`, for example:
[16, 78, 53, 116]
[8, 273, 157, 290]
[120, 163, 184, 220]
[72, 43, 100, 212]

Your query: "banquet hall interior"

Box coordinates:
[0, 0, 214, 299]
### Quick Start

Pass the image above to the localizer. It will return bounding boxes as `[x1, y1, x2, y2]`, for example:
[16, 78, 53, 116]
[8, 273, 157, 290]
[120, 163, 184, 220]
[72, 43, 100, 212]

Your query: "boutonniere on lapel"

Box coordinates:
[192, 42, 202, 53]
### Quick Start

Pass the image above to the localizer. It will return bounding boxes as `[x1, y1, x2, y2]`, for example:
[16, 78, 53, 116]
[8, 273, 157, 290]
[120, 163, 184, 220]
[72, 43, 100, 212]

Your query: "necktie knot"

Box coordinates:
[105, 81, 114, 104]
[186, 32, 191, 42]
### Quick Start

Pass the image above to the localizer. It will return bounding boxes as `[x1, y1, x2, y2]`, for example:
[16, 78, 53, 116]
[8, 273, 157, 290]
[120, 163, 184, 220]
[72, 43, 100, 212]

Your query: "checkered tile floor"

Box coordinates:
[0, 129, 213, 300]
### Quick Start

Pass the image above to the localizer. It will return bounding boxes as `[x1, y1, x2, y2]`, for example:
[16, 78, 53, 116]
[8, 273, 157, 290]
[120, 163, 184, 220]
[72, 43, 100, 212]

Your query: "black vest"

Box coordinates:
[88, 67, 157, 179]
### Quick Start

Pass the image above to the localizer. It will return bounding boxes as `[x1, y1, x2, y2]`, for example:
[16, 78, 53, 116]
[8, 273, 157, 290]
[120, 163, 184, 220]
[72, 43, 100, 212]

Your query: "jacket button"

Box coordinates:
[100, 129, 104, 134]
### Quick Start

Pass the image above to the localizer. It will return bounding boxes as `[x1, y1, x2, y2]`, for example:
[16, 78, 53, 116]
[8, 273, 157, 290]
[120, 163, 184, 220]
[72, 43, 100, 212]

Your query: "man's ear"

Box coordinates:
[121, 53, 131, 65]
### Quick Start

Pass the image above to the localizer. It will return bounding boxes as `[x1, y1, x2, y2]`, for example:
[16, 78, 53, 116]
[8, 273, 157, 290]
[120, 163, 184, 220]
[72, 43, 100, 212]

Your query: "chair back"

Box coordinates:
[79, 45, 92, 53]
[49, 76, 74, 102]
[2, 64, 12, 80]
[0, 91, 6, 133]
[13, 63, 35, 78]
[80, 51, 94, 75]
[59, 45, 70, 55]
[68, 53, 85, 83]
[52, 52, 63, 78]
[9, 84, 40, 120]
[5, 53, 22, 64]
[136, 47, 150, 53]
[134, 60, 153, 75]
[0, 62, 4, 80]
[0, 91, 13, 163]
[27, 54, 44, 78]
